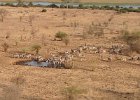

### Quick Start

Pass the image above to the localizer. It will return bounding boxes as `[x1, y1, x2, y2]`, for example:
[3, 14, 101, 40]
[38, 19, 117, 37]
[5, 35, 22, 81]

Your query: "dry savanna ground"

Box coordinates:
[0, 6, 140, 100]
[0, 0, 140, 4]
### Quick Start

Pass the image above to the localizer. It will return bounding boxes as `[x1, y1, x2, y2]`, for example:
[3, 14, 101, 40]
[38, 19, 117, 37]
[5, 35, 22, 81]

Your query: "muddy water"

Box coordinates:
[16, 60, 65, 68]
[24, 60, 49, 67]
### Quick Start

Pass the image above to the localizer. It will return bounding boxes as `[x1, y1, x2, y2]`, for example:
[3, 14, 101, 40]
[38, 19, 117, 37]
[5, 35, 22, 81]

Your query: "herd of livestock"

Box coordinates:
[11, 44, 140, 68]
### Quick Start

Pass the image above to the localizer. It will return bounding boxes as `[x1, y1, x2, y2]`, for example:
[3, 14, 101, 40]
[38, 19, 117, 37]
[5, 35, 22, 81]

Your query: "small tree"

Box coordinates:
[31, 45, 41, 54]
[0, 9, 8, 22]
[1, 42, 9, 52]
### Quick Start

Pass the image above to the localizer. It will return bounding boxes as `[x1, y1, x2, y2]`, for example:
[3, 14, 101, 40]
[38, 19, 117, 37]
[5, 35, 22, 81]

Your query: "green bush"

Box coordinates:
[55, 31, 68, 40]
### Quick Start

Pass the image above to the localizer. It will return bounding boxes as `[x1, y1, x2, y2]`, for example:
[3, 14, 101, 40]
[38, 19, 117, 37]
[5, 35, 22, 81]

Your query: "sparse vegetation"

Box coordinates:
[0, 8, 8, 22]
[62, 86, 85, 100]
[64, 61, 73, 69]
[55, 31, 68, 40]
[19, 16, 23, 22]
[84, 23, 104, 38]
[21, 48, 28, 53]
[1, 42, 9, 52]
[41, 8, 47, 12]
[10, 75, 26, 86]
[30, 27, 37, 38]
[41, 33, 47, 46]
[16, 0, 24, 6]
[0, 1, 139, 13]
[61, 0, 72, 9]
[28, 2, 33, 7]
[62, 37, 70, 46]
[1, 84, 21, 100]
[0, 3, 140, 100]
[31, 44, 41, 54]
[5, 32, 10, 39]
[62, 11, 67, 23]
[71, 21, 79, 30]
[29, 15, 36, 26]
[78, 4, 84, 9]
[0, 75, 26, 100]
[14, 41, 18, 46]
[122, 31, 140, 53]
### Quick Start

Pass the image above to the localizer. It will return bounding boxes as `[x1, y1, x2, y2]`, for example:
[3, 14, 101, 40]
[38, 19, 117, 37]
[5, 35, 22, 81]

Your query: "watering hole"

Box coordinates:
[15, 60, 65, 69]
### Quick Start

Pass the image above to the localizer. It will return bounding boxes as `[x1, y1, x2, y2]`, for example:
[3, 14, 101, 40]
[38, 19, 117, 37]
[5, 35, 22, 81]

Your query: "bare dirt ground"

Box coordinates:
[0, 6, 140, 100]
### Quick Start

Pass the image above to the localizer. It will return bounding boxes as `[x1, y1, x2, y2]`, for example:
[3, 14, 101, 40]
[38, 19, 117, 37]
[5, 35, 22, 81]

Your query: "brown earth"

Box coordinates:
[0, 6, 140, 100]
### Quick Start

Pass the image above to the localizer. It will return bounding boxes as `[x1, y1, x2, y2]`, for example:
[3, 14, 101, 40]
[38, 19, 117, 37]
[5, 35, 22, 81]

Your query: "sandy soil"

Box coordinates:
[0, 6, 140, 100]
